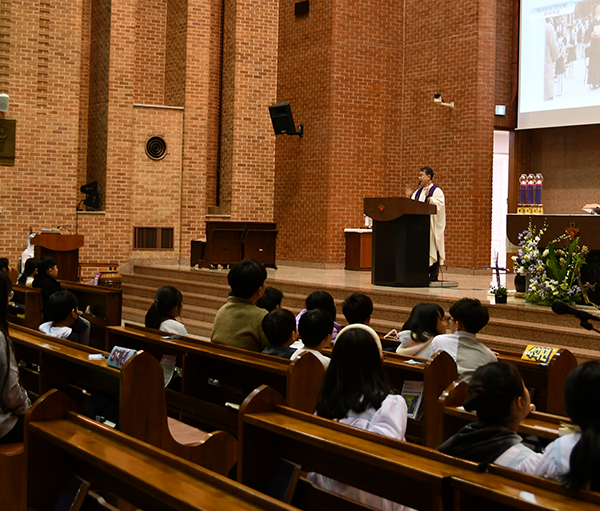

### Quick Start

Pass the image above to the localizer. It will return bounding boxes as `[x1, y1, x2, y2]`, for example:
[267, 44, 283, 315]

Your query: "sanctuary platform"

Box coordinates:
[120, 263, 600, 364]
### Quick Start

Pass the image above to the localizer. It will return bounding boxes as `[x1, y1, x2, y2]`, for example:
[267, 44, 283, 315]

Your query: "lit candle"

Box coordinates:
[519, 174, 528, 204]
[527, 173, 535, 204]
[535, 173, 543, 205]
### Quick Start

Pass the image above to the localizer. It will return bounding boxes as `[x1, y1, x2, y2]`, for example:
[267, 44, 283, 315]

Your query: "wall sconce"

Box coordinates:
[433, 93, 454, 110]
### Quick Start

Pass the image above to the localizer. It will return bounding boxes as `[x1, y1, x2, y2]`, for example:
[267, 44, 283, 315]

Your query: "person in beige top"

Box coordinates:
[0, 271, 31, 444]
[211, 259, 269, 352]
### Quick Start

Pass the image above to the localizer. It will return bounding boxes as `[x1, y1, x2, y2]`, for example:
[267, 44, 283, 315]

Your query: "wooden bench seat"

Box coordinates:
[10, 324, 237, 475]
[238, 385, 481, 511]
[106, 324, 325, 434]
[437, 379, 572, 446]
[25, 389, 294, 511]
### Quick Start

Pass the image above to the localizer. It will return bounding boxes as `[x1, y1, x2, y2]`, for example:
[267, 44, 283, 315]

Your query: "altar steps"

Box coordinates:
[120, 265, 600, 363]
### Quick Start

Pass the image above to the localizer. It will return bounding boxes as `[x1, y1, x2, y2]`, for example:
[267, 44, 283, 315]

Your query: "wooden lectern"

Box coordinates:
[31, 234, 84, 282]
[364, 197, 436, 287]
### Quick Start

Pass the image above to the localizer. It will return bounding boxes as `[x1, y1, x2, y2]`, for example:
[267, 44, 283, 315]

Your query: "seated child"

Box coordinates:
[534, 361, 600, 490]
[145, 286, 188, 336]
[430, 297, 496, 382]
[211, 259, 269, 352]
[437, 362, 540, 472]
[17, 258, 38, 286]
[39, 290, 91, 345]
[261, 309, 297, 359]
[32, 256, 61, 316]
[256, 286, 283, 312]
[296, 290, 341, 342]
[342, 293, 373, 325]
[396, 303, 446, 358]
[291, 309, 333, 369]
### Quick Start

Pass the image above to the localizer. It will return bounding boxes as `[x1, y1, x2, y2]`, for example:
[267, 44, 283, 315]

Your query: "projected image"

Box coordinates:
[519, 0, 600, 128]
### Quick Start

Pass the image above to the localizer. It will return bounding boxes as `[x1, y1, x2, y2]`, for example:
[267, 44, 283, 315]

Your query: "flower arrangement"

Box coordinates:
[512, 223, 588, 306]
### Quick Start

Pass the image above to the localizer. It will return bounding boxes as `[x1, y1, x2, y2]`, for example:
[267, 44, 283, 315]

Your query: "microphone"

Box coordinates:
[552, 301, 599, 322]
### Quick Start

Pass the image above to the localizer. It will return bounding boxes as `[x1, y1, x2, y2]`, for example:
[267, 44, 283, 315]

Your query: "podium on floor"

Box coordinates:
[364, 197, 435, 287]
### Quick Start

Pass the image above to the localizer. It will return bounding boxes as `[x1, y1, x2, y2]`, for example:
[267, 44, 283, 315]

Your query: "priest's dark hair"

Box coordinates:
[315, 326, 390, 420]
[402, 302, 444, 342]
[563, 361, 600, 491]
[420, 166, 434, 178]
[464, 362, 525, 425]
[227, 259, 267, 299]
[145, 286, 183, 330]
[305, 290, 336, 321]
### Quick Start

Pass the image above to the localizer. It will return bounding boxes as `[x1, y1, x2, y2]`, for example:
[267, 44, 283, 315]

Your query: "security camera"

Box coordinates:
[433, 93, 443, 103]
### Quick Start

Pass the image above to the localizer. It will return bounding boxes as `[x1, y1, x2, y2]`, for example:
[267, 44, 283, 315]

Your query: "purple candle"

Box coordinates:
[527, 174, 535, 204]
[535, 173, 543, 204]
[519, 174, 527, 204]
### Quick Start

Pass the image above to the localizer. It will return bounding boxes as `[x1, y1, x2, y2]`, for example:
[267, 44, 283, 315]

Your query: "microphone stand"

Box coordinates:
[579, 319, 600, 334]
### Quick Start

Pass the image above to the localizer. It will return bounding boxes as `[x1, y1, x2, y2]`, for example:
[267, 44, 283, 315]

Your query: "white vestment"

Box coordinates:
[411, 184, 446, 266]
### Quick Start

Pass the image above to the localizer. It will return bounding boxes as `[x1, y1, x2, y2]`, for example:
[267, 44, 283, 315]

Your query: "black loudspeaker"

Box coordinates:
[268, 101, 303, 137]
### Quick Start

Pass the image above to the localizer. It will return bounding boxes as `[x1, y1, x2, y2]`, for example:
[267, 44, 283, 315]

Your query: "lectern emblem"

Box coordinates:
[378, 203, 385, 212]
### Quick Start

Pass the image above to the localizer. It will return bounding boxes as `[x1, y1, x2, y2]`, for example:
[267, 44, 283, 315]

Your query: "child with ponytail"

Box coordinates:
[145, 286, 188, 336]
[438, 361, 540, 471]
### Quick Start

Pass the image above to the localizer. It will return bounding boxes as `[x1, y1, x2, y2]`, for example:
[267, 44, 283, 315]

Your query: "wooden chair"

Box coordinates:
[25, 389, 295, 511]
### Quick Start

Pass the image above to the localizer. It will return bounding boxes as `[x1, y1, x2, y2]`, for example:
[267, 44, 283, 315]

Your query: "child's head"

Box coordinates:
[316, 324, 389, 420]
[342, 293, 373, 325]
[228, 259, 267, 300]
[45, 290, 79, 325]
[305, 291, 336, 321]
[0, 258, 9, 273]
[24, 258, 39, 277]
[464, 362, 529, 426]
[262, 309, 297, 347]
[256, 287, 283, 312]
[402, 303, 446, 342]
[38, 256, 58, 278]
[298, 309, 333, 348]
[562, 361, 600, 491]
[449, 298, 489, 334]
[145, 286, 184, 330]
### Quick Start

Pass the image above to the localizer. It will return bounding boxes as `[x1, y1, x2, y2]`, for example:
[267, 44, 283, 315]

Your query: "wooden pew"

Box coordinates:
[61, 281, 123, 349]
[8, 281, 123, 350]
[379, 336, 576, 417]
[491, 348, 576, 416]
[238, 385, 482, 511]
[25, 389, 294, 511]
[451, 466, 600, 511]
[322, 346, 457, 447]
[8, 283, 43, 329]
[9, 324, 237, 475]
[437, 379, 571, 447]
[105, 324, 325, 434]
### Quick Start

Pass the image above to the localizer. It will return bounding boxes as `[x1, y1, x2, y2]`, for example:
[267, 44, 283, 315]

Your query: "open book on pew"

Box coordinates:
[401, 380, 424, 420]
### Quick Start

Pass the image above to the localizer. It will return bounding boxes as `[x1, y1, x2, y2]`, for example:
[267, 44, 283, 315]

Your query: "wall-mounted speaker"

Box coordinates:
[0, 93, 8, 112]
[268, 101, 303, 137]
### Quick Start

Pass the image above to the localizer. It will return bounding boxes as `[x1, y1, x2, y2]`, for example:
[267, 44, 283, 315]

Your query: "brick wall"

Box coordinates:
[3, 0, 583, 274]
[274, 0, 503, 268]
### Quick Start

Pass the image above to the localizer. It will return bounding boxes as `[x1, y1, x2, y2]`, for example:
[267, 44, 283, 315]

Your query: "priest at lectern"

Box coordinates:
[410, 166, 446, 281]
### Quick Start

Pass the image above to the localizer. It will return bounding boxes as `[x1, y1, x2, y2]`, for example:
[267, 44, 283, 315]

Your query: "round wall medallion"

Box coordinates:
[145, 136, 167, 160]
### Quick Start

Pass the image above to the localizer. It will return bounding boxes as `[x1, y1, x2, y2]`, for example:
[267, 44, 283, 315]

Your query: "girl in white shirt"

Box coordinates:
[145, 286, 188, 336]
[309, 324, 408, 511]
[535, 361, 600, 490]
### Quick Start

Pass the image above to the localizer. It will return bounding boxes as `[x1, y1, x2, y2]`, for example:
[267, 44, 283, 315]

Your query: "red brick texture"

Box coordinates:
[1, 0, 516, 274]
